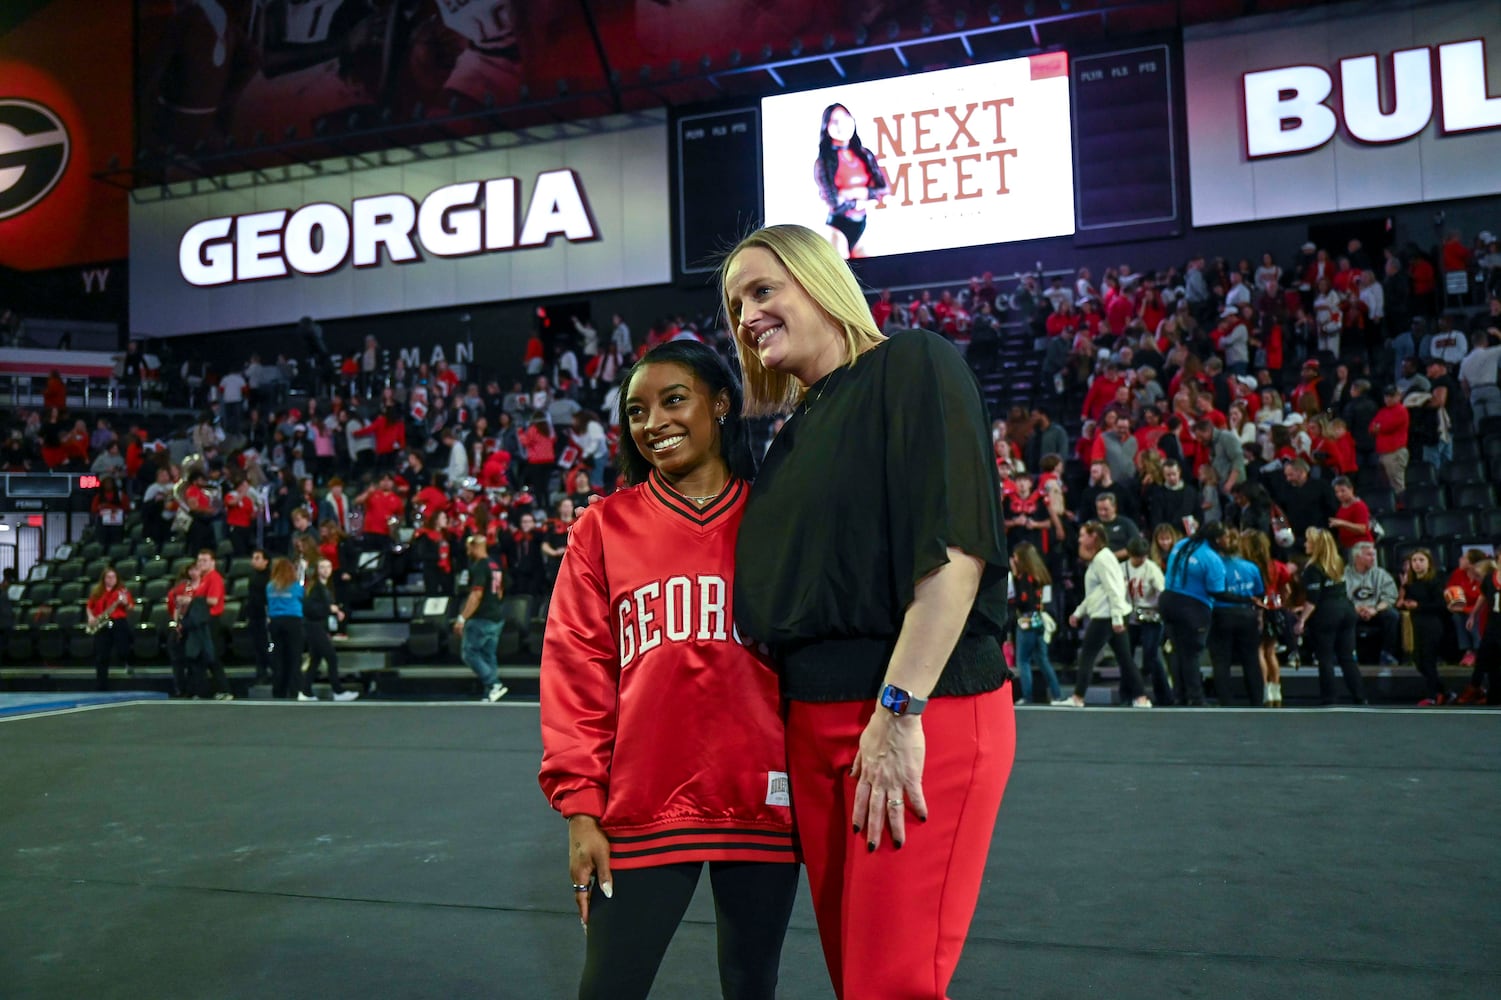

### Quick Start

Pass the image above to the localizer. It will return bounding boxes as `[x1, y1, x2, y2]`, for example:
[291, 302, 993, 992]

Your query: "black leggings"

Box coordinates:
[1160, 591, 1212, 705]
[1410, 612, 1447, 699]
[303, 624, 344, 695]
[268, 616, 305, 699]
[1307, 603, 1367, 704]
[579, 861, 799, 1000]
[1073, 618, 1144, 700]
[1209, 606, 1265, 706]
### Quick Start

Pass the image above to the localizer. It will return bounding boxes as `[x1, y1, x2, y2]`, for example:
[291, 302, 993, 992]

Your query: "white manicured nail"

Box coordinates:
[601, 881, 613, 899]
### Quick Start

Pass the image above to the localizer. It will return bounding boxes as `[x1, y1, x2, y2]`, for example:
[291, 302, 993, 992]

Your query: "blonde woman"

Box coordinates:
[1293, 528, 1368, 705]
[723, 224, 1012, 998]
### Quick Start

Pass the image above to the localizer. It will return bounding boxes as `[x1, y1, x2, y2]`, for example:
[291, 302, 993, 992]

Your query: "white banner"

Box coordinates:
[1185, 0, 1501, 226]
[760, 54, 1075, 259]
[130, 114, 671, 336]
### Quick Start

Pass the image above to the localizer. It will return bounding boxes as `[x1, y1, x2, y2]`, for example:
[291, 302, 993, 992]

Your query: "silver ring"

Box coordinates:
[887, 799, 903, 809]
[571, 883, 591, 893]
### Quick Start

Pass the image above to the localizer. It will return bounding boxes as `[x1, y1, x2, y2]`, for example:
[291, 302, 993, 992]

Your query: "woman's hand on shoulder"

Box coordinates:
[567, 814, 612, 928]
[572, 493, 606, 526]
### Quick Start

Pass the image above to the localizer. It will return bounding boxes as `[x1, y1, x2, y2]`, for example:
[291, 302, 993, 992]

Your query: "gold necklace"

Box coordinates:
[802, 370, 837, 413]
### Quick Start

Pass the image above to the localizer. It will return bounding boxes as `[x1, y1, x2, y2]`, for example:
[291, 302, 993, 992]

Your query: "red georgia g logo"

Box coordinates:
[0, 98, 70, 221]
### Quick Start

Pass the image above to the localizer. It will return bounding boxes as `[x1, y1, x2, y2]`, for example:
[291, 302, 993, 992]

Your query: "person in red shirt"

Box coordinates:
[479, 447, 511, 489]
[1045, 300, 1082, 338]
[91, 477, 131, 548]
[1449, 549, 1486, 680]
[1288, 360, 1324, 413]
[1316, 419, 1358, 476]
[356, 472, 406, 542]
[1081, 364, 1124, 422]
[43, 370, 67, 410]
[195, 549, 227, 621]
[539, 340, 796, 995]
[163, 564, 196, 697]
[1327, 477, 1374, 550]
[869, 288, 893, 331]
[1441, 231, 1473, 275]
[86, 566, 135, 690]
[62, 419, 90, 466]
[412, 509, 453, 597]
[352, 405, 408, 470]
[180, 469, 218, 554]
[223, 478, 259, 555]
[412, 472, 450, 523]
[1370, 386, 1410, 494]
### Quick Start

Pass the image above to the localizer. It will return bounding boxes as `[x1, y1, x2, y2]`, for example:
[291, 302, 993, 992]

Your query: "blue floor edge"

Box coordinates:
[0, 691, 169, 718]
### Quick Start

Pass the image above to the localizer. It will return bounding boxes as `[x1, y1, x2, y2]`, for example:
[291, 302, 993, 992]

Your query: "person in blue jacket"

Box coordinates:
[1208, 527, 1266, 706]
[1159, 521, 1229, 706]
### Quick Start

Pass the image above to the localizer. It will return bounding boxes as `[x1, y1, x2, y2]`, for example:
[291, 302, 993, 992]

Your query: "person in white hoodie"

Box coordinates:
[1060, 521, 1152, 708]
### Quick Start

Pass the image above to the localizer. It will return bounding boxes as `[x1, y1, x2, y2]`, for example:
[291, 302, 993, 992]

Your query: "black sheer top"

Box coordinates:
[735, 329, 1010, 702]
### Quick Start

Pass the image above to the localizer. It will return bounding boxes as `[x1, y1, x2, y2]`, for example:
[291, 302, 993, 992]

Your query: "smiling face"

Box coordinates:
[726, 247, 844, 385]
[825, 105, 856, 143]
[624, 362, 728, 483]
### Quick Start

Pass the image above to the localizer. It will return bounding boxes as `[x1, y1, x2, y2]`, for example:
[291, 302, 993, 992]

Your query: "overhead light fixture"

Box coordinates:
[989, 3, 1002, 24]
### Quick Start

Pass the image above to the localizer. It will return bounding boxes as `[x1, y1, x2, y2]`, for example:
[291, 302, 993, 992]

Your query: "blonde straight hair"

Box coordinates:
[1305, 528, 1345, 580]
[719, 224, 886, 416]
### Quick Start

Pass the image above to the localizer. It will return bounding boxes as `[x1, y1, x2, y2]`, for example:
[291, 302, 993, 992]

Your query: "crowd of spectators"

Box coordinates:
[3, 227, 1499, 706]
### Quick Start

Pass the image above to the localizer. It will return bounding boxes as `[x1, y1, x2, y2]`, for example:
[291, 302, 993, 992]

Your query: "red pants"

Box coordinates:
[786, 687, 1016, 999]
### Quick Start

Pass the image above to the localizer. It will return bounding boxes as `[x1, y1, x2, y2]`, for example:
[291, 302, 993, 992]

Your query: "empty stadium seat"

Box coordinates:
[1451, 438, 1481, 463]
[1426, 510, 1475, 541]
[107, 543, 131, 562]
[1363, 487, 1396, 517]
[1403, 462, 1437, 488]
[1451, 483, 1496, 511]
[142, 578, 171, 604]
[133, 608, 168, 662]
[1441, 463, 1485, 486]
[1477, 509, 1501, 539]
[1402, 485, 1446, 512]
[56, 581, 86, 606]
[140, 558, 169, 581]
[1379, 511, 1423, 540]
[83, 558, 109, 583]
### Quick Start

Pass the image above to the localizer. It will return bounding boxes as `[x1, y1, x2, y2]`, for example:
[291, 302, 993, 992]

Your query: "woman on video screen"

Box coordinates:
[814, 103, 890, 260]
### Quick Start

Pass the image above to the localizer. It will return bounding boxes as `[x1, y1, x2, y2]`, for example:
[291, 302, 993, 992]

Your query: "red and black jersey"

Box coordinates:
[539, 472, 795, 870]
[87, 586, 134, 621]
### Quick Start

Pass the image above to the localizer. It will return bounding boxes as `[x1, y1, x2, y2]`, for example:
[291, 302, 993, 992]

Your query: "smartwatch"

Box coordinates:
[879, 684, 927, 717]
